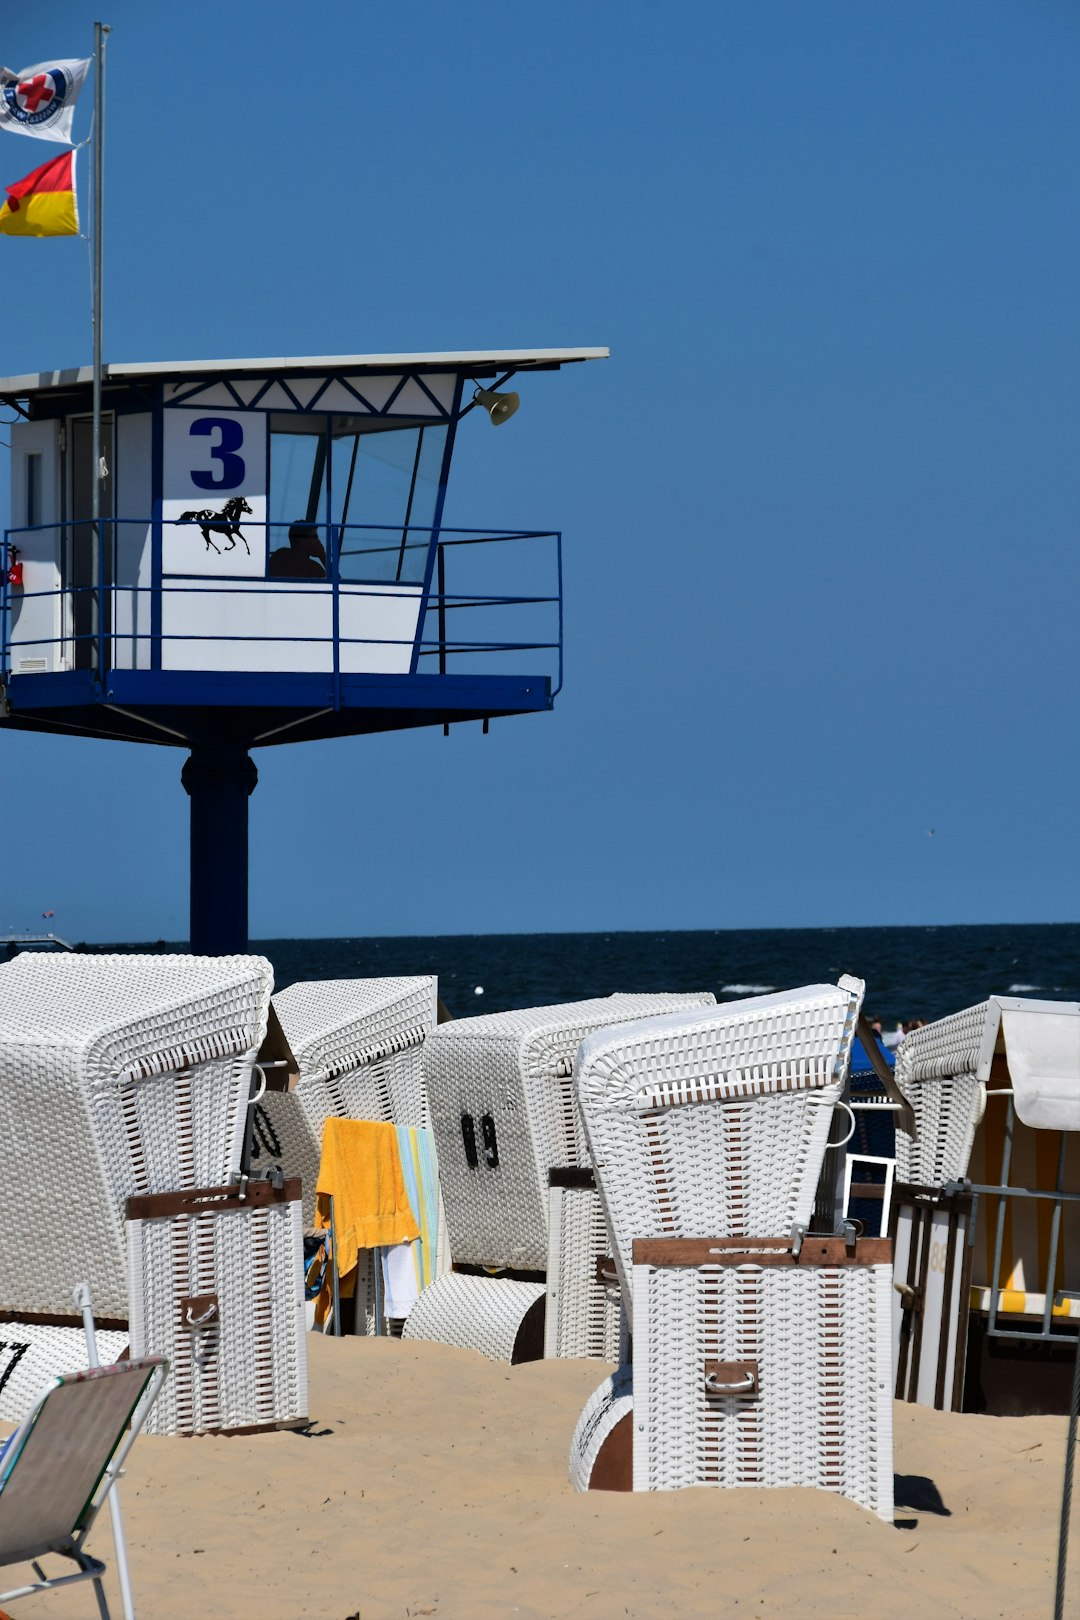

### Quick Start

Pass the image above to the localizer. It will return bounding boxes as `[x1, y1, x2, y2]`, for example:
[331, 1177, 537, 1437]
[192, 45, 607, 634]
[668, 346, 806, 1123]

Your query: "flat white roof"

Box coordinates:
[0, 347, 609, 397]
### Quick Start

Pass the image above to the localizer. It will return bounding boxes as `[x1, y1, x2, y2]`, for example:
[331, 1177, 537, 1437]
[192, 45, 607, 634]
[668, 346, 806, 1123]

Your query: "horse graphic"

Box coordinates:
[178, 495, 254, 556]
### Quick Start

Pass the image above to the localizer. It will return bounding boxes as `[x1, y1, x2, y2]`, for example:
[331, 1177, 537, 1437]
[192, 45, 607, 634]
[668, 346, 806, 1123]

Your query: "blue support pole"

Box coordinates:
[180, 742, 258, 954]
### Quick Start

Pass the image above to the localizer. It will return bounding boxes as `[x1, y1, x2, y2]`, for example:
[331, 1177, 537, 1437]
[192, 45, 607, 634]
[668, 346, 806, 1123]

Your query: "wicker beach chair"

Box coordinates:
[126, 1179, 308, 1435]
[0, 1356, 166, 1617]
[254, 976, 438, 1227]
[0, 953, 273, 1321]
[0, 1325, 129, 1425]
[567, 978, 895, 1519]
[892, 996, 1080, 1411]
[403, 993, 716, 1361]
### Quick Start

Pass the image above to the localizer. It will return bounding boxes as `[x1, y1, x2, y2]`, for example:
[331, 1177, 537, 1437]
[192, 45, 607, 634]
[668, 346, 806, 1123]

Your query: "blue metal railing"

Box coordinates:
[0, 520, 563, 697]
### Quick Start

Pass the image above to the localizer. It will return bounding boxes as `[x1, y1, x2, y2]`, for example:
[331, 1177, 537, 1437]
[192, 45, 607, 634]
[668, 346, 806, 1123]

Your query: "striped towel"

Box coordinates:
[395, 1125, 442, 1296]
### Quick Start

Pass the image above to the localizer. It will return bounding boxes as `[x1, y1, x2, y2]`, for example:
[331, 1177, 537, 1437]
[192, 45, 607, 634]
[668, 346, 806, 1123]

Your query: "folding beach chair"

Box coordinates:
[0, 1356, 166, 1617]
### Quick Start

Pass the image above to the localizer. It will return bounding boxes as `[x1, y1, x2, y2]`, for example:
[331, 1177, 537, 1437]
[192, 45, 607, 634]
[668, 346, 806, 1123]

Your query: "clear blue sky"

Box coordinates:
[1, 0, 1078, 941]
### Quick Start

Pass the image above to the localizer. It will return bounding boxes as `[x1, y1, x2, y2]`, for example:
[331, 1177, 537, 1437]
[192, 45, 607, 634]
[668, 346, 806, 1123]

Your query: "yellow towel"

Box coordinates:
[315, 1119, 419, 1311]
[316, 1117, 420, 1255]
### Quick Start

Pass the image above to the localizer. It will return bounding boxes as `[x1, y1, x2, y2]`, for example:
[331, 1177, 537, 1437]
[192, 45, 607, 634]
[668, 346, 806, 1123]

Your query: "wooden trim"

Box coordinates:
[510, 1295, 546, 1365]
[953, 1204, 975, 1412]
[631, 1236, 892, 1268]
[179, 1293, 219, 1329]
[908, 1198, 936, 1394]
[587, 1411, 632, 1492]
[257, 1003, 300, 1091]
[178, 1416, 310, 1438]
[935, 1203, 961, 1411]
[894, 1182, 976, 1216]
[451, 1263, 546, 1284]
[0, 1309, 129, 1332]
[855, 1014, 917, 1138]
[548, 1167, 596, 1189]
[893, 1198, 919, 1400]
[126, 1178, 302, 1221]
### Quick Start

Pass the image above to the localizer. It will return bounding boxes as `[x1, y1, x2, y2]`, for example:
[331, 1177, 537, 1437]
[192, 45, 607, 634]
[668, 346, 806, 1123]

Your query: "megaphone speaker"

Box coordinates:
[473, 387, 520, 426]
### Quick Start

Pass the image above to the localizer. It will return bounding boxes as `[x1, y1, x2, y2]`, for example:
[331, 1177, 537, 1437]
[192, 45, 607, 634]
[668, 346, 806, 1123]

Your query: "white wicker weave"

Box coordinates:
[0, 1322, 130, 1423]
[255, 977, 437, 1225]
[628, 1241, 894, 1517]
[568, 1365, 634, 1492]
[423, 994, 716, 1274]
[127, 1180, 308, 1435]
[892, 1002, 991, 1185]
[400, 1272, 546, 1361]
[574, 979, 865, 1303]
[0, 953, 273, 1318]
[545, 1175, 626, 1361]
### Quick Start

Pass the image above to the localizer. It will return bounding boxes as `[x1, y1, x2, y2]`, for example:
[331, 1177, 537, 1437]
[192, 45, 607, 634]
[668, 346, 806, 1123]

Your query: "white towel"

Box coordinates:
[381, 1241, 421, 1319]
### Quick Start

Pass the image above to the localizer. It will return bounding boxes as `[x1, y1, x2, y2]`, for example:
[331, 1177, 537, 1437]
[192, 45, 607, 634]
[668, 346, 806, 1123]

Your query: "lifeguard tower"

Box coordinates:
[0, 347, 605, 950]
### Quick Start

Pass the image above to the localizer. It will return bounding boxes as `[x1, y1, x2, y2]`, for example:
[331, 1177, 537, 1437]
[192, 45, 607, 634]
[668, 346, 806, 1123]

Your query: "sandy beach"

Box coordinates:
[11, 1330, 1067, 1620]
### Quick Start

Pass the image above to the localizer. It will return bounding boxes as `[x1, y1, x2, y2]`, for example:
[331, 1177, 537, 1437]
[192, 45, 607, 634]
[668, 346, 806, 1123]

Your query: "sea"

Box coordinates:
[89, 922, 1080, 1026]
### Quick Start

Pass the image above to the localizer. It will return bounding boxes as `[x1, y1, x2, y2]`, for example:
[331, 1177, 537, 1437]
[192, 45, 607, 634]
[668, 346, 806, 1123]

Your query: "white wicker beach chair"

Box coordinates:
[0, 1323, 130, 1424]
[575, 980, 865, 1301]
[568, 978, 895, 1516]
[404, 993, 715, 1361]
[254, 976, 438, 1226]
[0, 1356, 166, 1617]
[126, 1178, 307, 1435]
[569, 1236, 894, 1518]
[545, 1169, 626, 1361]
[0, 953, 273, 1320]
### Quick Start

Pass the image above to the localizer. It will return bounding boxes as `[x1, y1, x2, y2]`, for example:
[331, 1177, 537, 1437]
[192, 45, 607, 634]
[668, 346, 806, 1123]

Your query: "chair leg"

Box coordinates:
[92, 1572, 113, 1620]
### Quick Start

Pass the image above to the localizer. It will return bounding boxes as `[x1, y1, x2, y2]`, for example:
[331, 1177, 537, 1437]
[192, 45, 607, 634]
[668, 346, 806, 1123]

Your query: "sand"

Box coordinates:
[16, 1332, 1072, 1620]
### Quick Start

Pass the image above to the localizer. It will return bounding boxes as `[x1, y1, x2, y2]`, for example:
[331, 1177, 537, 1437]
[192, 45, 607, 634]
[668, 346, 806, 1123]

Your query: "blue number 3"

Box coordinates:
[189, 417, 246, 490]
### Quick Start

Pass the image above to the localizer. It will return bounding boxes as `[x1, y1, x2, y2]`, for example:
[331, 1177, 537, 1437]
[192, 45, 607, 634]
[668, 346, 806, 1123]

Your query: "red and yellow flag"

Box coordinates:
[0, 148, 78, 237]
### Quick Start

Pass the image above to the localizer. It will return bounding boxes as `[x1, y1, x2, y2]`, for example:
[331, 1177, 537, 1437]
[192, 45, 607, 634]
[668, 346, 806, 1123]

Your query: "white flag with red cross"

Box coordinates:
[0, 58, 89, 143]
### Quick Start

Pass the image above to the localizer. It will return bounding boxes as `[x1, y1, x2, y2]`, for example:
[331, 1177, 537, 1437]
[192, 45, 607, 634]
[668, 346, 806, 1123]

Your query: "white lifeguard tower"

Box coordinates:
[0, 347, 605, 949]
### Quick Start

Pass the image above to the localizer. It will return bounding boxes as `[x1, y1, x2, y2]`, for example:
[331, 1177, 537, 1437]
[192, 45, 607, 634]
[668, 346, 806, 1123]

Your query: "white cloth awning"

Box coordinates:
[981, 996, 1080, 1131]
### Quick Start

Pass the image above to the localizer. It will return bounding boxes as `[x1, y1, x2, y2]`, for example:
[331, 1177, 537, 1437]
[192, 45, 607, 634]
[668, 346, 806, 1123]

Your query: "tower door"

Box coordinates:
[68, 414, 114, 672]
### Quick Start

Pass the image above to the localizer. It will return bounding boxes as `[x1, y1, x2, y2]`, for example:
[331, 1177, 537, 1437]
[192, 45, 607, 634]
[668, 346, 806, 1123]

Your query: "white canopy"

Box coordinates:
[978, 996, 1080, 1132]
[0, 348, 609, 398]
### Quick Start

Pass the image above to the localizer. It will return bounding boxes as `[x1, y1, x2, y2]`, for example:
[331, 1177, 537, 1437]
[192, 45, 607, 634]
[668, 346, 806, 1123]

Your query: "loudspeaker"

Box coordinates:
[473, 387, 520, 426]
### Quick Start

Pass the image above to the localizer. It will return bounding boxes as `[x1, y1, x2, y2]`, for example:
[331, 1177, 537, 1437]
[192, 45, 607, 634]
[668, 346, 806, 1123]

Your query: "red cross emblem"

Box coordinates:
[17, 74, 55, 114]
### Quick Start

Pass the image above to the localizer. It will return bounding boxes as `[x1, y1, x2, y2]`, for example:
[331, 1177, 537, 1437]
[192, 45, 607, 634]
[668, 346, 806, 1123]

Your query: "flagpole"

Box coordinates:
[91, 20, 110, 677]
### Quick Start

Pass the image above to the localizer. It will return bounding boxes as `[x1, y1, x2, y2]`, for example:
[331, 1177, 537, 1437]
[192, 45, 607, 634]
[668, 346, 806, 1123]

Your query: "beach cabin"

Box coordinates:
[891, 995, 1080, 1414]
[0, 347, 605, 949]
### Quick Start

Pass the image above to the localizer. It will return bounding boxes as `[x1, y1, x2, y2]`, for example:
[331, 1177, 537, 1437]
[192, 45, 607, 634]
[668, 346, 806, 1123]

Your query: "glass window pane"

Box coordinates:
[269, 416, 328, 572]
[332, 422, 446, 584]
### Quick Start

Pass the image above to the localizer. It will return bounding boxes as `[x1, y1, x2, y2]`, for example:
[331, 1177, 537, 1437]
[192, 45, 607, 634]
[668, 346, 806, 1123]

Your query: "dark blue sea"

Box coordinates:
[93, 923, 1080, 1025]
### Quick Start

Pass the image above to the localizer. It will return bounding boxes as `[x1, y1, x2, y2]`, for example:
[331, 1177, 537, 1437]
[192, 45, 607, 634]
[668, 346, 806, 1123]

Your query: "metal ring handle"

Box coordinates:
[831, 1100, 857, 1148]
[704, 1372, 756, 1394]
[183, 1302, 218, 1327]
[247, 1063, 268, 1106]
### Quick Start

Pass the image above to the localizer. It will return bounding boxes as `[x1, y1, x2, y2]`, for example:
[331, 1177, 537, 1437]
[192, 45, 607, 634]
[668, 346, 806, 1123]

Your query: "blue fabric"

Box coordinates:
[850, 1034, 894, 1072]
